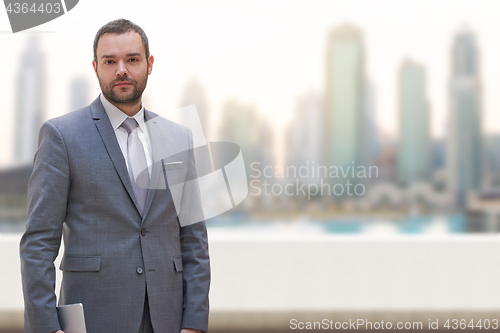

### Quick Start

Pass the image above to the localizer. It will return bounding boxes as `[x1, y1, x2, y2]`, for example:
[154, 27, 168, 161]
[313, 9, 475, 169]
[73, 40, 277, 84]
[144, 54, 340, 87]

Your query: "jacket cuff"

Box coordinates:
[181, 315, 209, 333]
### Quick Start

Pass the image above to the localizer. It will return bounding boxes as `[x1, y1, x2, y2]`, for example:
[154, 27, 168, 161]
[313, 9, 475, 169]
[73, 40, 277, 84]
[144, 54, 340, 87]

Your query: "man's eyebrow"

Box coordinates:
[100, 53, 143, 59]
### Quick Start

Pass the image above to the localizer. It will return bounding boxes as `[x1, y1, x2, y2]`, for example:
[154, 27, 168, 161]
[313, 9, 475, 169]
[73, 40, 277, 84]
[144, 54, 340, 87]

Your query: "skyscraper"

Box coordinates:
[219, 99, 259, 175]
[179, 77, 211, 141]
[397, 60, 430, 187]
[447, 28, 483, 207]
[365, 81, 380, 169]
[286, 90, 324, 178]
[325, 24, 366, 191]
[14, 36, 46, 163]
[69, 76, 90, 113]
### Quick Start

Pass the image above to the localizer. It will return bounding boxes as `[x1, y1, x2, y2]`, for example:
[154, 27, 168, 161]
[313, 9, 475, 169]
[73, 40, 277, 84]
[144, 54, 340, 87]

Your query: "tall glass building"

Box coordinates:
[397, 60, 430, 187]
[447, 28, 483, 208]
[325, 24, 366, 194]
[14, 36, 46, 163]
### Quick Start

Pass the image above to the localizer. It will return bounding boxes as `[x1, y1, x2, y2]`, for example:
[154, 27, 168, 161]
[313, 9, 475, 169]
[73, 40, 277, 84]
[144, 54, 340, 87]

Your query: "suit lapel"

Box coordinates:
[90, 97, 143, 216]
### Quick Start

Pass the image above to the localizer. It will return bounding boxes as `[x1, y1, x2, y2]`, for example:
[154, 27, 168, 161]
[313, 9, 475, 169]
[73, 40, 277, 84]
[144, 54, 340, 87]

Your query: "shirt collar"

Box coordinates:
[100, 93, 146, 132]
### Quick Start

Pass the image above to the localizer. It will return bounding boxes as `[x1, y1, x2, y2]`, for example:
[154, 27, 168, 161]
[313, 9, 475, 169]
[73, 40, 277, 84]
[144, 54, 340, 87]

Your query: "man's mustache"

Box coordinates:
[112, 78, 136, 85]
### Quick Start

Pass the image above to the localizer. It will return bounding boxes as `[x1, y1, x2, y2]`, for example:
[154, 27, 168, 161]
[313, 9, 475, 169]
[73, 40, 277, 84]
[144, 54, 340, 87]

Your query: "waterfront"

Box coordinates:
[0, 215, 468, 235]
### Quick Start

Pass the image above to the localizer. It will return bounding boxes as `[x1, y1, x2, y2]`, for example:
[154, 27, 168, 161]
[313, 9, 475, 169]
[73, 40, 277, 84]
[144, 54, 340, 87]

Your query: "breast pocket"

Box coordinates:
[163, 161, 183, 171]
[162, 160, 187, 214]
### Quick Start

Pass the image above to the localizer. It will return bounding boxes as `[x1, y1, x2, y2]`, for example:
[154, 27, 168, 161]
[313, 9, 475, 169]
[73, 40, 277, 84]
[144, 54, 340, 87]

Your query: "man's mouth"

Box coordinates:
[115, 82, 132, 87]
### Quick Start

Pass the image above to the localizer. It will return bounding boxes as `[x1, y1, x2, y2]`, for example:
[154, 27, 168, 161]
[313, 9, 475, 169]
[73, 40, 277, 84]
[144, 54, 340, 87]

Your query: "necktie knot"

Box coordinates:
[121, 118, 139, 134]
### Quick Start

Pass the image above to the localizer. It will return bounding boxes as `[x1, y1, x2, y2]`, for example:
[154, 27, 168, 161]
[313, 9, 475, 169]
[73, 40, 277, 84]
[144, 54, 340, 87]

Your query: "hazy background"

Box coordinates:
[3, 1, 500, 332]
[3, 0, 500, 231]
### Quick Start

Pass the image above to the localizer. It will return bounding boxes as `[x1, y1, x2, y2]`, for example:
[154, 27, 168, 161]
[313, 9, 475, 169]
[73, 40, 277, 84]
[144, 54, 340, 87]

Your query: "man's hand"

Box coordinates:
[181, 329, 202, 333]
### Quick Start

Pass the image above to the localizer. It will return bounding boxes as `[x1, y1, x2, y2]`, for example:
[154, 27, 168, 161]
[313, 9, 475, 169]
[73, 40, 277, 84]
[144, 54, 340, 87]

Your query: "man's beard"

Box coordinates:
[98, 71, 148, 108]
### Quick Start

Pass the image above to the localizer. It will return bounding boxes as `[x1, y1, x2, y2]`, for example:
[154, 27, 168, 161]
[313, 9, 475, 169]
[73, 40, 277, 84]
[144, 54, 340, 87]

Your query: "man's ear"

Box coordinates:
[92, 59, 98, 77]
[147, 55, 154, 75]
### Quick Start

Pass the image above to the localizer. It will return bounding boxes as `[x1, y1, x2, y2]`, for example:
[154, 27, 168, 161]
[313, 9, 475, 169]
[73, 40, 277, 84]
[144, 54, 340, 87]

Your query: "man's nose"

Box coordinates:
[116, 60, 128, 76]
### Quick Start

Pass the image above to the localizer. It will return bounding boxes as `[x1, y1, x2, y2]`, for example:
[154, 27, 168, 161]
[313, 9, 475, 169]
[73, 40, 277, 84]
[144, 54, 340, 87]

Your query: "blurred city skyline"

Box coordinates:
[4, 3, 500, 331]
[4, 22, 489, 167]
[6, 1, 500, 234]
[4, 0, 500, 168]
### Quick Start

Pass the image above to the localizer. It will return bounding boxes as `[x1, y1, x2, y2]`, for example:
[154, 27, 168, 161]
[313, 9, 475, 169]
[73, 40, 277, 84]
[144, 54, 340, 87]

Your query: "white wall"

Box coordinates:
[2, 231, 500, 330]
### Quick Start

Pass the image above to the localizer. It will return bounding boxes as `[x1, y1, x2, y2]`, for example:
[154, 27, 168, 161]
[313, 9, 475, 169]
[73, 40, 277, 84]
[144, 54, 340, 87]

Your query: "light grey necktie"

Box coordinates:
[121, 118, 149, 214]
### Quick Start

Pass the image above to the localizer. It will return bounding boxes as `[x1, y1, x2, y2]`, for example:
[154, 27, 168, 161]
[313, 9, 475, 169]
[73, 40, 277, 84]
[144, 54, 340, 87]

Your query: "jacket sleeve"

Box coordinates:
[180, 128, 211, 333]
[20, 120, 70, 333]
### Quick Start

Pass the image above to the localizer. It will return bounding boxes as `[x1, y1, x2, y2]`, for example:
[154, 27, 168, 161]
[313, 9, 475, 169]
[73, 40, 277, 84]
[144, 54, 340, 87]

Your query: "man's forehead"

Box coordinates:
[96, 31, 145, 56]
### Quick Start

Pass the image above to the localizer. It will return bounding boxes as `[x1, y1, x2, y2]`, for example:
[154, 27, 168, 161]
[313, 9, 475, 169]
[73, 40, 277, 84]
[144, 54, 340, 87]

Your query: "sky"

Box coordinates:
[1, 0, 500, 166]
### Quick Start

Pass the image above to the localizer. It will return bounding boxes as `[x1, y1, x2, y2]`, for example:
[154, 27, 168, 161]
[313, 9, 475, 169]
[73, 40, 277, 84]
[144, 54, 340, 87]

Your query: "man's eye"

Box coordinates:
[104, 60, 114, 65]
[129, 58, 138, 62]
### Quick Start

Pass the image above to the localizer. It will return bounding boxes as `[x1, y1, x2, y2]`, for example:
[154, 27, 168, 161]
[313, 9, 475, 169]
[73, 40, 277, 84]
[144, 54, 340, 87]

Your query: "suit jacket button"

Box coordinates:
[136, 267, 144, 274]
[141, 228, 147, 236]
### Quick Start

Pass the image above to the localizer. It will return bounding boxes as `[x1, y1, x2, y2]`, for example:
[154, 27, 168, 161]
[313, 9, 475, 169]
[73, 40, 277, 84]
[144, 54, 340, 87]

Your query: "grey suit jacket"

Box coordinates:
[19, 96, 210, 333]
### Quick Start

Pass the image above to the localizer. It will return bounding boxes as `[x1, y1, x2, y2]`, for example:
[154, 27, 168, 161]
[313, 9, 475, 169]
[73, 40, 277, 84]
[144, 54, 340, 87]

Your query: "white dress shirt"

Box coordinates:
[100, 93, 153, 179]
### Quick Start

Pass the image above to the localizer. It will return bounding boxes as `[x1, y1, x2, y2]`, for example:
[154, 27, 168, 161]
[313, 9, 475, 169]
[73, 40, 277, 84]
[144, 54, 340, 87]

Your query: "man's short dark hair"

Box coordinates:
[93, 18, 150, 63]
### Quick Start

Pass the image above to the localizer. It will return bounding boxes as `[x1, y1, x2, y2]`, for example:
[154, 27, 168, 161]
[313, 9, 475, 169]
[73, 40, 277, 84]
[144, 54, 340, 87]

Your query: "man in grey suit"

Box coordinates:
[19, 19, 210, 333]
